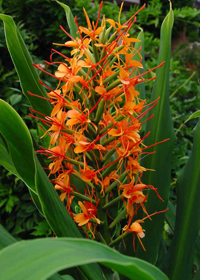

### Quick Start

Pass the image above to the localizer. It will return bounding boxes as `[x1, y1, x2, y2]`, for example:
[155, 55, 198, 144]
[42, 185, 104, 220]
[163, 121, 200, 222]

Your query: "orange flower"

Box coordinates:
[123, 220, 146, 251]
[74, 201, 100, 226]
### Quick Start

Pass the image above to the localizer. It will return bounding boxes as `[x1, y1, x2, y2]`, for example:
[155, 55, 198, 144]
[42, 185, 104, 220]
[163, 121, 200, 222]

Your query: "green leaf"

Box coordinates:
[0, 135, 19, 177]
[10, 94, 22, 106]
[165, 200, 176, 232]
[162, 121, 200, 280]
[61, 276, 75, 280]
[0, 238, 169, 280]
[0, 99, 36, 192]
[0, 225, 68, 280]
[0, 224, 16, 250]
[0, 14, 52, 116]
[193, 269, 200, 280]
[135, 4, 175, 263]
[56, 1, 79, 39]
[185, 110, 200, 124]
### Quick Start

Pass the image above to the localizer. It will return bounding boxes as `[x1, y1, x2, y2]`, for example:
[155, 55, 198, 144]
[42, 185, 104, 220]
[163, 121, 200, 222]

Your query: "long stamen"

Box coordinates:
[142, 138, 170, 151]
[94, 1, 103, 31]
[45, 60, 71, 72]
[124, 4, 146, 25]
[74, 16, 83, 42]
[59, 25, 75, 41]
[33, 63, 66, 81]
[130, 61, 165, 81]
[50, 48, 70, 62]
[27, 91, 52, 102]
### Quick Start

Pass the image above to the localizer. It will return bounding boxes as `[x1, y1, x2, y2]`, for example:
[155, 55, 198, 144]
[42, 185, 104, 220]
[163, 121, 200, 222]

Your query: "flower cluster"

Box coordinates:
[30, 2, 167, 249]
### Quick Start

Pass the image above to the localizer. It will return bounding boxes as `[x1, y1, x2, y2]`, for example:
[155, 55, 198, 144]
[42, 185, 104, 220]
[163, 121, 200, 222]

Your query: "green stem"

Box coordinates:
[102, 160, 119, 178]
[109, 231, 130, 247]
[103, 142, 121, 163]
[88, 123, 97, 136]
[106, 79, 121, 91]
[103, 26, 112, 44]
[105, 172, 128, 194]
[73, 172, 93, 189]
[109, 208, 127, 229]
[103, 70, 119, 85]
[94, 99, 105, 122]
[71, 191, 97, 205]
[96, 191, 111, 244]
[62, 129, 74, 135]
[170, 71, 196, 99]
[66, 158, 85, 168]
[92, 40, 99, 63]
[107, 31, 117, 44]
[102, 195, 123, 210]
[101, 136, 115, 147]
[99, 115, 125, 135]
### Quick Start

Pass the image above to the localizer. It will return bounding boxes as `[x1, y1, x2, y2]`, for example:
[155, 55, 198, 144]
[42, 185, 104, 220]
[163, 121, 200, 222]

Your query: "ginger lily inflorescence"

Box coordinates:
[30, 2, 168, 250]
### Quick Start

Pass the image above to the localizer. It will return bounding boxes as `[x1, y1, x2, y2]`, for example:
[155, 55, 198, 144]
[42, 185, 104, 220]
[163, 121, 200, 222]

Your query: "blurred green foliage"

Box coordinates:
[0, 0, 199, 240]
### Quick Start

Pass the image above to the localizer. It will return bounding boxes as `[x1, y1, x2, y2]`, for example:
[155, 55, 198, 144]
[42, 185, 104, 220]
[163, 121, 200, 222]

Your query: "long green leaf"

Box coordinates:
[185, 110, 200, 124]
[193, 270, 200, 280]
[0, 135, 19, 177]
[0, 99, 36, 192]
[0, 238, 169, 280]
[0, 225, 68, 280]
[0, 14, 52, 116]
[162, 120, 200, 280]
[0, 99, 104, 280]
[0, 224, 16, 250]
[56, 1, 79, 39]
[135, 4, 175, 263]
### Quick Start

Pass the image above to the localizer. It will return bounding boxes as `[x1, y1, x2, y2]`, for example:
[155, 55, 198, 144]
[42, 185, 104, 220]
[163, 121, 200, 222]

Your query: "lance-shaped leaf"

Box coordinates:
[0, 99, 104, 280]
[135, 4, 175, 263]
[0, 134, 19, 177]
[0, 99, 36, 192]
[0, 238, 169, 280]
[0, 14, 52, 116]
[56, 1, 79, 39]
[162, 120, 200, 280]
[0, 224, 16, 250]
[0, 224, 68, 280]
[0, 132, 43, 214]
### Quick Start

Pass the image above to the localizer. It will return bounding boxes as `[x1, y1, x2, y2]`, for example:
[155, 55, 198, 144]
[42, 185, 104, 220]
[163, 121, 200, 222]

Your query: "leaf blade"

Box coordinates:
[163, 121, 200, 280]
[135, 4, 175, 263]
[56, 1, 79, 38]
[0, 14, 52, 116]
[0, 238, 169, 280]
